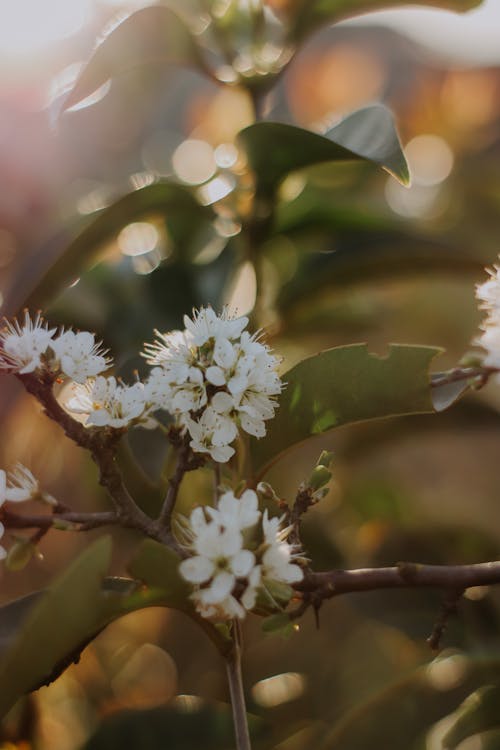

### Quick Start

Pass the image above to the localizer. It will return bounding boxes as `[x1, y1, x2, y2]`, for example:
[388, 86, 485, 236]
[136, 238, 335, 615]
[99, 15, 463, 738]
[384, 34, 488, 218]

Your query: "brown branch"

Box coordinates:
[3, 509, 120, 532]
[17, 373, 171, 546]
[156, 437, 205, 556]
[297, 561, 500, 599]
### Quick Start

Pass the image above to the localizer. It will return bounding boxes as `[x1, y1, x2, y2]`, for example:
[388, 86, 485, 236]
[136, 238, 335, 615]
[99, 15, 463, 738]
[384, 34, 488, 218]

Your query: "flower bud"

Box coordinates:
[307, 465, 332, 491]
[5, 539, 36, 571]
[317, 450, 334, 468]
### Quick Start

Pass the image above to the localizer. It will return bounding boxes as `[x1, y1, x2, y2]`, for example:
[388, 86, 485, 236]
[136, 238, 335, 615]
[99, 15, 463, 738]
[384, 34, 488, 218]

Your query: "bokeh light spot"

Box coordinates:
[172, 140, 216, 185]
[252, 672, 306, 708]
[426, 652, 468, 691]
[118, 222, 159, 257]
[405, 134, 454, 187]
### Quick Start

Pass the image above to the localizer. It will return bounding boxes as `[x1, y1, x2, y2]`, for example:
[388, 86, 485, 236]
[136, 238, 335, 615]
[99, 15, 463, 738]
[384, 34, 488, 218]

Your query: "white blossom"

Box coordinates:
[66, 376, 149, 429]
[178, 488, 302, 621]
[0, 466, 40, 562]
[51, 330, 111, 384]
[475, 259, 500, 369]
[142, 307, 283, 463]
[261, 510, 303, 585]
[183, 307, 248, 347]
[186, 407, 237, 463]
[179, 508, 255, 620]
[207, 489, 260, 530]
[476, 262, 500, 312]
[142, 329, 196, 379]
[5, 464, 40, 502]
[476, 322, 500, 369]
[0, 311, 56, 374]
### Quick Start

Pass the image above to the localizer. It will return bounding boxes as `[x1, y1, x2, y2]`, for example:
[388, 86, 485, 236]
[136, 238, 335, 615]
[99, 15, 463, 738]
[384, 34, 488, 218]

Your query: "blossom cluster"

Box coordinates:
[0, 465, 42, 559]
[0, 308, 282, 462]
[143, 308, 283, 462]
[476, 258, 500, 369]
[178, 489, 303, 620]
[0, 311, 111, 384]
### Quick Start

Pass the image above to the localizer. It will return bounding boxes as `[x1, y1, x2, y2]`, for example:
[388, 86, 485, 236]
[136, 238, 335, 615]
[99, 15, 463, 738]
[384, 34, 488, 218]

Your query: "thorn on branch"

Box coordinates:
[427, 588, 464, 651]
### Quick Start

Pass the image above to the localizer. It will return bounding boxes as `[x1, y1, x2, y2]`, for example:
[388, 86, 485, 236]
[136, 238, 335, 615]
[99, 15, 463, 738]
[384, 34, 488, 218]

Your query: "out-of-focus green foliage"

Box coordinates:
[240, 105, 409, 196]
[1, 0, 500, 748]
[287, 0, 484, 42]
[62, 6, 210, 113]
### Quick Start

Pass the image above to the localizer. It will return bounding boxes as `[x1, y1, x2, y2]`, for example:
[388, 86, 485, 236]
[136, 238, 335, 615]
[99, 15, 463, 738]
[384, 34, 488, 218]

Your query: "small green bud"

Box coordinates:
[256, 482, 280, 502]
[52, 519, 76, 531]
[253, 580, 293, 616]
[6, 539, 36, 571]
[459, 352, 484, 368]
[262, 613, 293, 634]
[308, 465, 332, 491]
[317, 450, 334, 468]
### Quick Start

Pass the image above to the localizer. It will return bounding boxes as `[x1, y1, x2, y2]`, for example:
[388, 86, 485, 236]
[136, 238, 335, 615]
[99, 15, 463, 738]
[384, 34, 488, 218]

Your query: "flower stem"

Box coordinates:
[225, 620, 252, 750]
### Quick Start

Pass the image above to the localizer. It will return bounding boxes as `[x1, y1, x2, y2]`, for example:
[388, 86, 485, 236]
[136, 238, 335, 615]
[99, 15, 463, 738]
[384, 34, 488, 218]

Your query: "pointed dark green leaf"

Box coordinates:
[0, 537, 112, 717]
[3, 182, 208, 316]
[289, 0, 484, 43]
[0, 540, 198, 718]
[129, 539, 232, 655]
[62, 6, 210, 112]
[239, 105, 408, 197]
[251, 344, 442, 477]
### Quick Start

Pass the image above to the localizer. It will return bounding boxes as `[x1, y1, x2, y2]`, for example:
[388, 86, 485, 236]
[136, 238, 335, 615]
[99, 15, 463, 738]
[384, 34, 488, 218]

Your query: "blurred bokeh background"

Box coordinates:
[1, 1, 500, 748]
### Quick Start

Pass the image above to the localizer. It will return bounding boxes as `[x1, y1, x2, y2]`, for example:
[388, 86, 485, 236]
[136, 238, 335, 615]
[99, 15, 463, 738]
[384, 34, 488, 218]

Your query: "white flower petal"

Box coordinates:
[204, 571, 235, 603]
[231, 549, 255, 577]
[179, 555, 215, 584]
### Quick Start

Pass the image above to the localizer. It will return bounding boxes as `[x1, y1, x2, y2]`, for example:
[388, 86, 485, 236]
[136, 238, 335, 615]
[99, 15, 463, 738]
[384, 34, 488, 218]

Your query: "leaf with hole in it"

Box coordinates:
[62, 6, 209, 112]
[289, 0, 483, 43]
[239, 105, 408, 197]
[250, 344, 442, 477]
[3, 182, 208, 316]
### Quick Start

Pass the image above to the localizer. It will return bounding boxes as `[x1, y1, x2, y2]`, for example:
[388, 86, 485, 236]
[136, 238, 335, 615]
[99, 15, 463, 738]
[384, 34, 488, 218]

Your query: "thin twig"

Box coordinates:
[17, 373, 175, 547]
[3, 509, 120, 532]
[225, 620, 252, 750]
[427, 588, 464, 651]
[156, 438, 193, 555]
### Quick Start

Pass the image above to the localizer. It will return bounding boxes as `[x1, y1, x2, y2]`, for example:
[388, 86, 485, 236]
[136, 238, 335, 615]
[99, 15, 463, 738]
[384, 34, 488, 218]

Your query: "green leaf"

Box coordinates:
[128, 538, 190, 607]
[0, 537, 112, 717]
[62, 6, 210, 112]
[289, 0, 484, 43]
[128, 539, 232, 655]
[250, 344, 441, 477]
[83, 701, 266, 750]
[3, 182, 208, 315]
[0, 539, 202, 718]
[318, 656, 500, 750]
[239, 105, 409, 197]
[442, 685, 500, 750]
